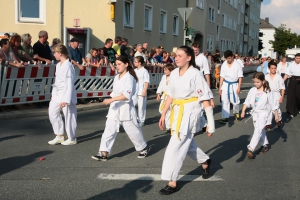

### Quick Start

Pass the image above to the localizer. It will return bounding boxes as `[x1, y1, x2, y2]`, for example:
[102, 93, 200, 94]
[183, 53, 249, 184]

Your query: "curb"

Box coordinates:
[0, 95, 158, 120]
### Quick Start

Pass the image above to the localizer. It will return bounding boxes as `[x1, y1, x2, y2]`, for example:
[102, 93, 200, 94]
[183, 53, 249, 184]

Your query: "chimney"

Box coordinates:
[265, 17, 269, 24]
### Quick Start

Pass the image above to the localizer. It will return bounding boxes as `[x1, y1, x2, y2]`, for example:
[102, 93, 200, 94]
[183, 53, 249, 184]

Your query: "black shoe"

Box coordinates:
[159, 185, 178, 195]
[202, 159, 211, 179]
[247, 150, 254, 159]
[91, 154, 108, 161]
[277, 121, 282, 128]
[202, 127, 207, 133]
[259, 145, 269, 154]
[220, 118, 228, 124]
[138, 146, 151, 158]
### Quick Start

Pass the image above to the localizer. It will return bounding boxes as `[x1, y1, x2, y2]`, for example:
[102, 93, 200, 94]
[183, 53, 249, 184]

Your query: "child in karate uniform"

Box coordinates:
[219, 50, 243, 124]
[48, 44, 77, 145]
[156, 64, 175, 132]
[133, 56, 150, 127]
[265, 60, 285, 131]
[92, 55, 150, 161]
[158, 46, 215, 195]
[241, 72, 279, 159]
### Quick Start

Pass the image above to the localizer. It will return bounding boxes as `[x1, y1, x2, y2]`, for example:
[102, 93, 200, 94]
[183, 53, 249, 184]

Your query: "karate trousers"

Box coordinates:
[286, 76, 300, 116]
[248, 111, 269, 151]
[221, 90, 240, 118]
[267, 92, 282, 125]
[161, 131, 209, 181]
[49, 100, 77, 140]
[133, 95, 147, 123]
[99, 116, 147, 154]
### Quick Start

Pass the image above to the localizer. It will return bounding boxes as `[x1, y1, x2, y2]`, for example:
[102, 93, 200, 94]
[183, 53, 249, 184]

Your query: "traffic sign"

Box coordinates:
[177, 7, 193, 22]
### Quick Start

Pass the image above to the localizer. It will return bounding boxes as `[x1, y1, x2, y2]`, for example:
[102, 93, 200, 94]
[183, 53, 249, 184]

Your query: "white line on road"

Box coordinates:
[97, 173, 223, 181]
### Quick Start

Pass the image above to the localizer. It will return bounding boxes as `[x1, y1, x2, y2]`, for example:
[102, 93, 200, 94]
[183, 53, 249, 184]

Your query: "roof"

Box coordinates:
[260, 18, 275, 29]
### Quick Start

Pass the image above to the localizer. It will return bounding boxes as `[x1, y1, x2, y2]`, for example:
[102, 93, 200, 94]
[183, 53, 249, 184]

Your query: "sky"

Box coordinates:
[261, 0, 300, 34]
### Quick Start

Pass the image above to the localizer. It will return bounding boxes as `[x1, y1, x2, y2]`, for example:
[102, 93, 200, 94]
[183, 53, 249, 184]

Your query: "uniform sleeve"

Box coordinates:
[278, 76, 285, 90]
[122, 76, 134, 102]
[144, 69, 150, 83]
[156, 75, 165, 94]
[220, 63, 225, 78]
[202, 56, 210, 75]
[61, 65, 74, 104]
[268, 91, 279, 111]
[285, 65, 291, 76]
[243, 88, 254, 107]
[195, 72, 210, 102]
[237, 63, 244, 78]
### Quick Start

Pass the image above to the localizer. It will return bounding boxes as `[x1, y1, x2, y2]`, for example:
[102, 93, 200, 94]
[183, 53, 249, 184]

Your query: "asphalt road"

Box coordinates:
[0, 73, 300, 200]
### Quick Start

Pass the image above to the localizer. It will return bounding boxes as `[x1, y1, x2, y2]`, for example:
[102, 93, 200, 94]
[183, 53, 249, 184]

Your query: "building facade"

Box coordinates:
[258, 17, 275, 58]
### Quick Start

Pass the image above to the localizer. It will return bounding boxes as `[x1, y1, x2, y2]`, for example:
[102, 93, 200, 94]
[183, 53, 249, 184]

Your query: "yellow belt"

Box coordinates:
[159, 91, 166, 112]
[170, 97, 198, 140]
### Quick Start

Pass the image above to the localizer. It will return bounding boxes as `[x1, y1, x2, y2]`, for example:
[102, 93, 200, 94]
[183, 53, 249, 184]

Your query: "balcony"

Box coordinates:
[244, 15, 249, 24]
[244, 34, 248, 42]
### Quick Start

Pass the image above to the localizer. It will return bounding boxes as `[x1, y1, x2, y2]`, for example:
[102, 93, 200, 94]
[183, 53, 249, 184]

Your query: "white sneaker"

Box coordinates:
[61, 139, 77, 145]
[48, 137, 64, 145]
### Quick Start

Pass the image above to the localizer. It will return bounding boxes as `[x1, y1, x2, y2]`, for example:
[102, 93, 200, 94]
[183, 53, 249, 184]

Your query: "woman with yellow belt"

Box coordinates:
[156, 63, 175, 132]
[158, 46, 215, 195]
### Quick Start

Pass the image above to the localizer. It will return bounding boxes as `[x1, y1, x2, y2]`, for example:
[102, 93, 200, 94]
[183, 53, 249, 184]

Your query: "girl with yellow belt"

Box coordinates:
[158, 46, 215, 195]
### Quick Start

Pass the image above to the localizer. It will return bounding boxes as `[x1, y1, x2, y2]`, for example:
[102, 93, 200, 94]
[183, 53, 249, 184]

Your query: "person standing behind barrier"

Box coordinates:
[0, 39, 22, 67]
[156, 64, 175, 132]
[50, 38, 61, 55]
[158, 46, 215, 195]
[91, 55, 150, 161]
[103, 38, 117, 71]
[133, 56, 149, 127]
[33, 30, 54, 64]
[134, 44, 147, 63]
[21, 33, 37, 59]
[67, 38, 87, 70]
[120, 38, 129, 57]
[10, 34, 35, 64]
[97, 48, 108, 66]
[48, 44, 77, 145]
[112, 36, 122, 56]
[86, 48, 100, 68]
[283, 53, 300, 118]
[219, 50, 243, 124]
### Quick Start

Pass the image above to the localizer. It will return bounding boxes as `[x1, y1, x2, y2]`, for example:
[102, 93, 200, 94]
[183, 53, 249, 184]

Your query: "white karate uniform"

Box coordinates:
[161, 67, 213, 181]
[133, 67, 150, 123]
[265, 74, 285, 125]
[276, 62, 288, 75]
[49, 60, 77, 140]
[195, 53, 210, 75]
[220, 60, 243, 118]
[157, 75, 170, 130]
[98, 72, 147, 154]
[199, 89, 214, 129]
[244, 87, 278, 150]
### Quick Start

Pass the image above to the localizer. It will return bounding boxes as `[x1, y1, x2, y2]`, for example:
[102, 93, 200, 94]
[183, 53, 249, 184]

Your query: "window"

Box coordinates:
[144, 4, 153, 31]
[124, 0, 135, 28]
[240, 24, 244, 34]
[218, 0, 221, 10]
[216, 24, 220, 41]
[160, 10, 167, 34]
[239, 44, 243, 54]
[222, 14, 227, 27]
[206, 35, 214, 51]
[230, 0, 234, 6]
[208, 7, 215, 22]
[221, 39, 225, 51]
[196, 0, 204, 9]
[233, 20, 237, 31]
[234, 0, 238, 9]
[241, 4, 245, 14]
[16, 0, 45, 23]
[173, 14, 179, 36]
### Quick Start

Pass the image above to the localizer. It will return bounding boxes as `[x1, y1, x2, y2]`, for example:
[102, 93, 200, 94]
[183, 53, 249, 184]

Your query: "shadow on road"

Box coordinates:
[0, 150, 53, 176]
[87, 180, 153, 200]
[77, 130, 104, 144]
[0, 135, 24, 143]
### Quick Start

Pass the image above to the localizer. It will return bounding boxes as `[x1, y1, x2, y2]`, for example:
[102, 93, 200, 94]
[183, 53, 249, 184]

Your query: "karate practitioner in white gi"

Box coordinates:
[156, 64, 175, 132]
[265, 60, 285, 130]
[48, 44, 77, 145]
[158, 46, 215, 195]
[241, 72, 279, 159]
[133, 56, 150, 127]
[92, 55, 150, 161]
[219, 50, 243, 124]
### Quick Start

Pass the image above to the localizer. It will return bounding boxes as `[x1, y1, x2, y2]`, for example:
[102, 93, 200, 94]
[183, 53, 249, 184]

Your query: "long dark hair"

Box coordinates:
[253, 72, 270, 93]
[116, 55, 138, 82]
[134, 56, 145, 67]
[177, 46, 200, 70]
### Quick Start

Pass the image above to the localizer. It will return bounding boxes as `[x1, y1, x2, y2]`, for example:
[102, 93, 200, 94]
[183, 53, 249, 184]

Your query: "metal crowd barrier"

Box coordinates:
[0, 63, 165, 106]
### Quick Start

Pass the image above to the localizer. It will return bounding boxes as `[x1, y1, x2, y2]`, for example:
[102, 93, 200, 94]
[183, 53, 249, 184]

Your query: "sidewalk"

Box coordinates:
[0, 90, 158, 120]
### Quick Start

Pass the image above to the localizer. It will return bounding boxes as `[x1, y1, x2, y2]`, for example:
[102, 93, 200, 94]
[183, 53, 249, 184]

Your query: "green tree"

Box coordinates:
[269, 24, 300, 56]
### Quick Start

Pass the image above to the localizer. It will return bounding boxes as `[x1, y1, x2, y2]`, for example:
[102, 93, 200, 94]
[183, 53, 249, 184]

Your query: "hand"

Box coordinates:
[159, 115, 165, 130]
[236, 87, 241, 94]
[78, 65, 84, 70]
[45, 59, 51, 65]
[156, 94, 161, 101]
[24, 62, 29, 66]
[142, 91, 147, 97]
[60, 102, 67, 108]
[15, 63, 23, 68]
[206, 127, 213, 137]
[210, 100, 215, 108]
[279, 97, 284, 104]
[33, 54, 38, 59]
[219, 89, 222, 96]
[103, 98, 114, 105]
[275, 116, 279, 123]
[241, 111, 245, 118]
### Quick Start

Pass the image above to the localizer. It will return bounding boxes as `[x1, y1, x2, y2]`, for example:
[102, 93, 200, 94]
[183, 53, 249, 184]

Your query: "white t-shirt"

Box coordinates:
[134, 67, 150, 95]
[134, 51, 147, 62]
[195, 53, 210, 75]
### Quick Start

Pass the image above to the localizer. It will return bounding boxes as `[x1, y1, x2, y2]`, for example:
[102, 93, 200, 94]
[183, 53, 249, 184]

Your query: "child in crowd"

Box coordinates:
[156, 63, 175, 132]
[265, 60, 285, 131]
[133, 56, 150, 126]
[214, 64, 221, 89]
[241, 72, 279, 159]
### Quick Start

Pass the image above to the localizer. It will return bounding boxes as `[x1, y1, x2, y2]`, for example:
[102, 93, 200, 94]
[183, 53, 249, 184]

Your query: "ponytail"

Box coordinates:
[263, 80, 271, 93]
[253, 72, 271, 93]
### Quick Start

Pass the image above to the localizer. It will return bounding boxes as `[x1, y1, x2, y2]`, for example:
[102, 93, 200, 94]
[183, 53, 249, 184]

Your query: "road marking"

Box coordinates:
[97, 173, 223, 181]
